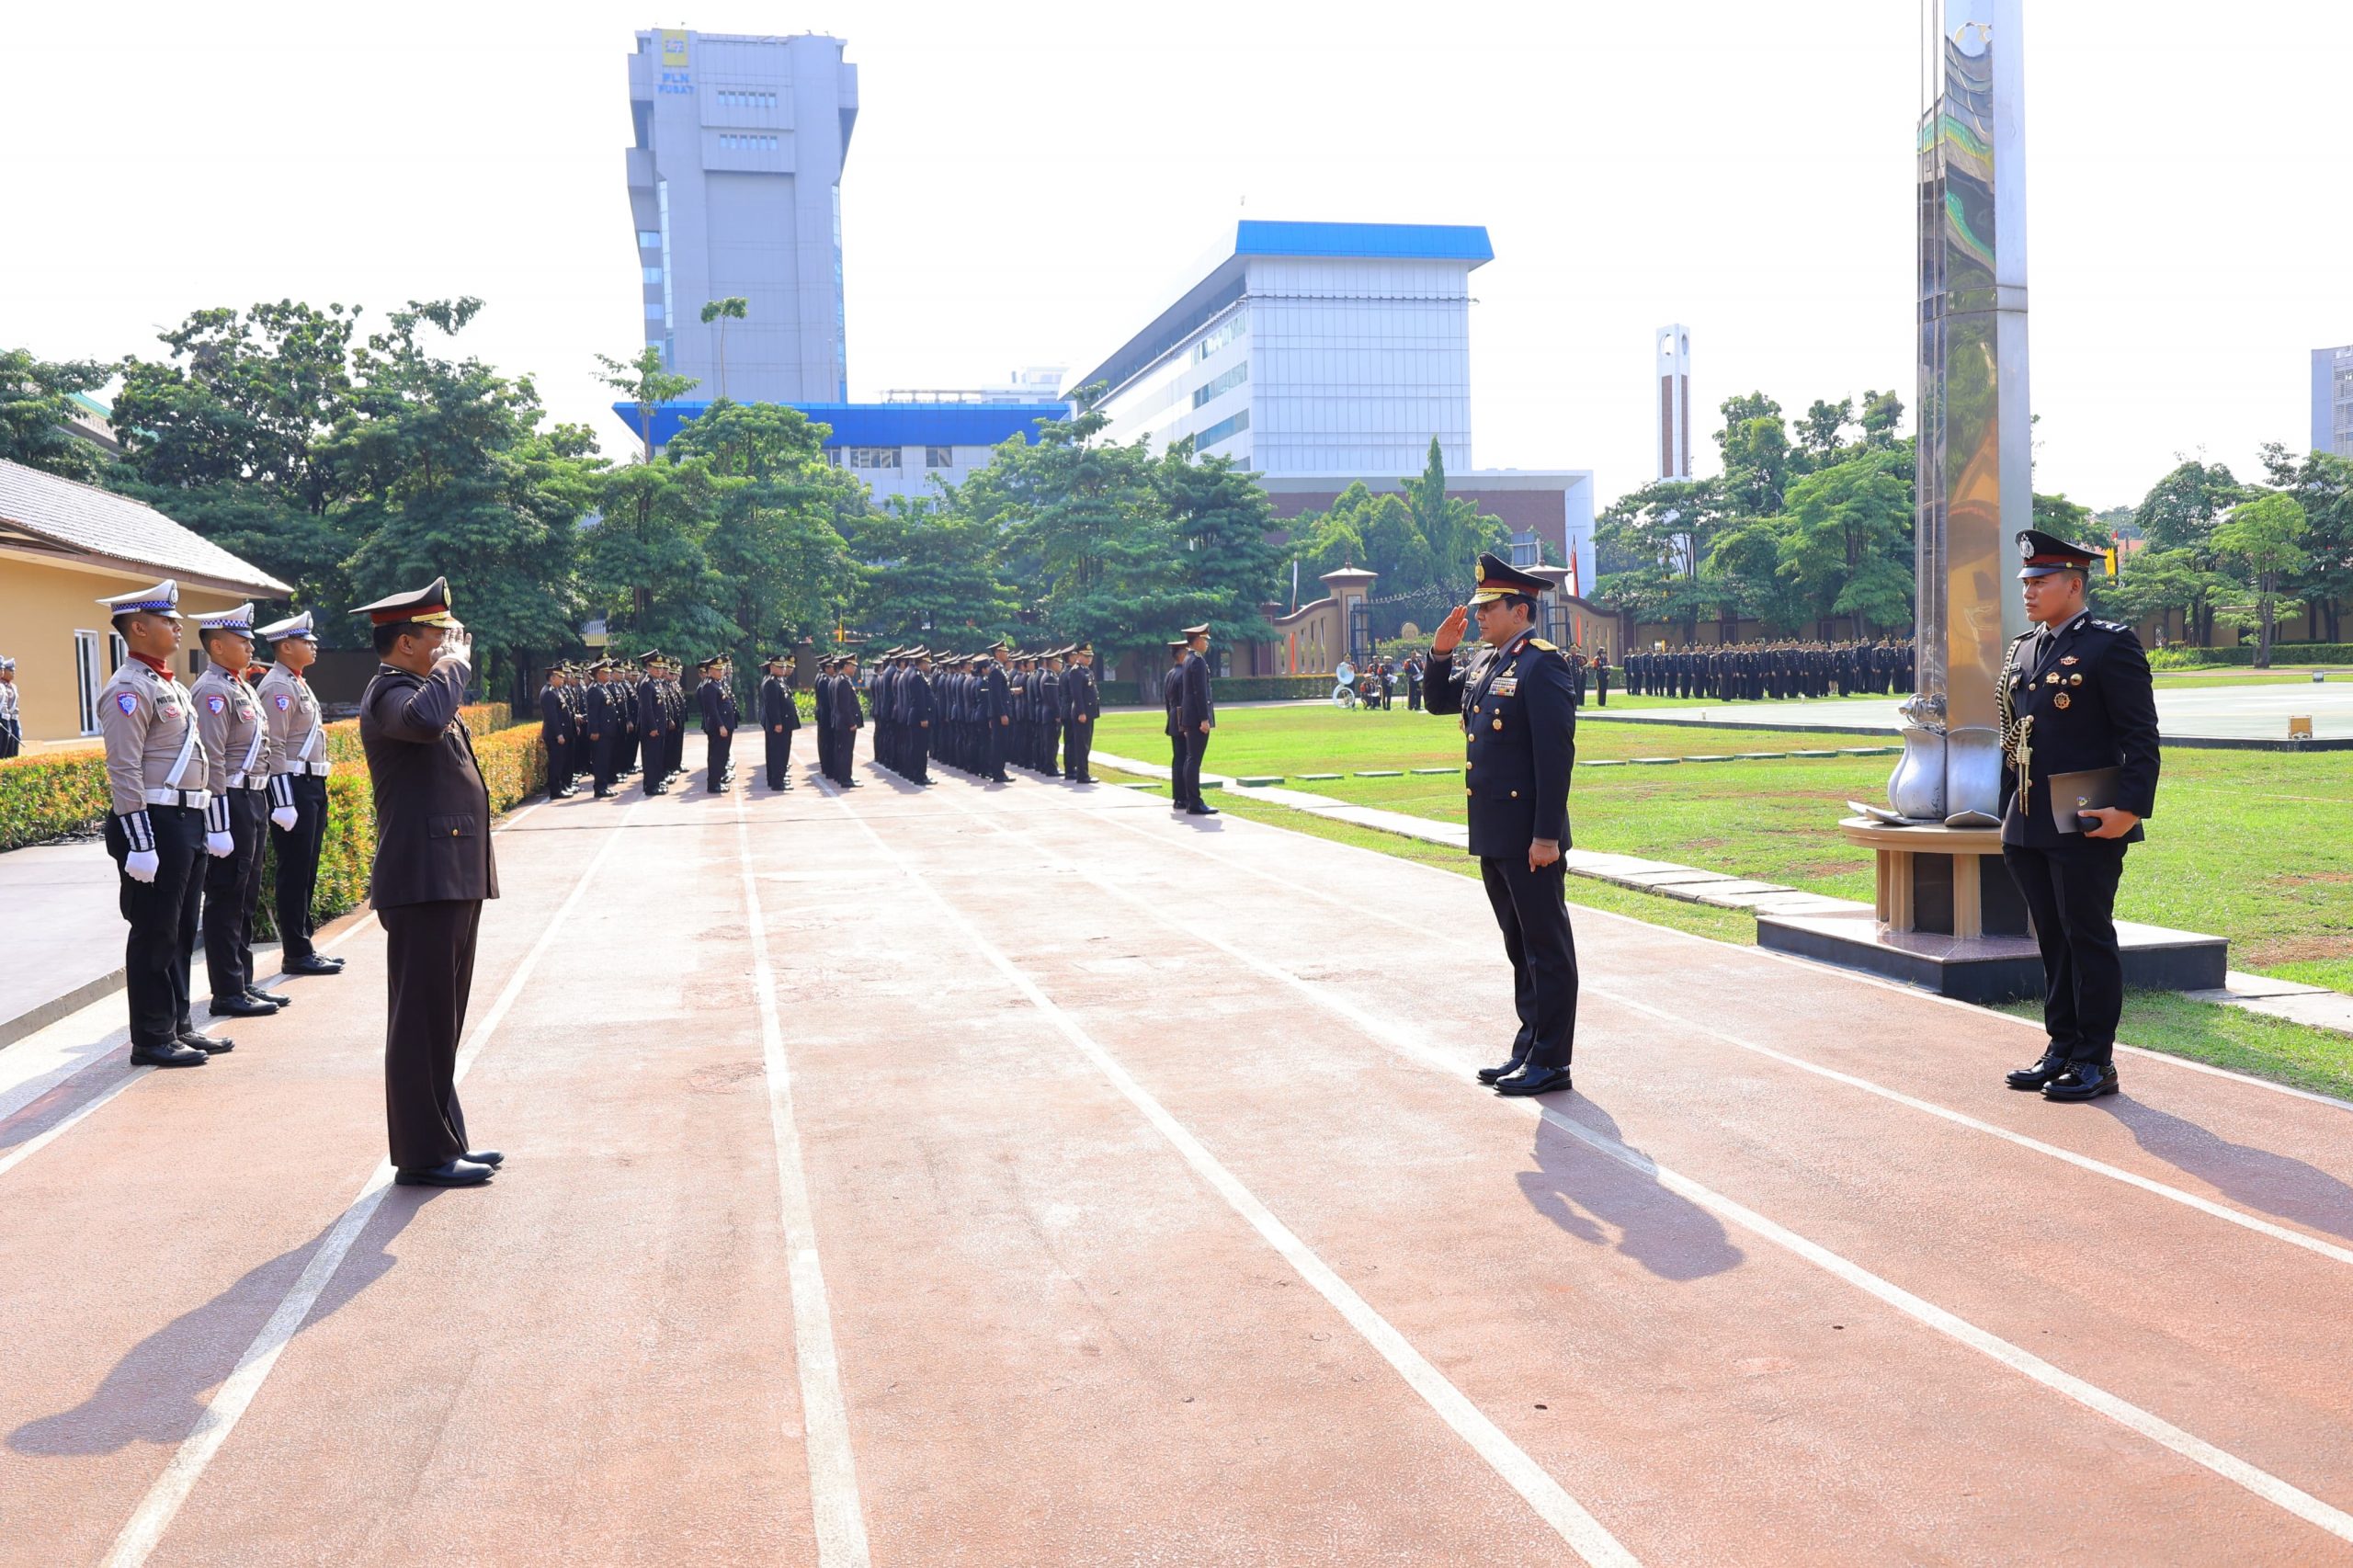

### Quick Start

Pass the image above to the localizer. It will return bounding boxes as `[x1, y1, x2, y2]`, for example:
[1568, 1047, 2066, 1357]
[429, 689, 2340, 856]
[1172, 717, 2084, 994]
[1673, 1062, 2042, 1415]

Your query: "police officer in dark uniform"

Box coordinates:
[698, 655, 737, 792]
[540, 665, 576, 797]
[1424, 553, 1580, 1097]
[1177, 624, 1218, 815]
[829, 653, 865, 786]
[635, 653, 669, 796]
[1998, 529, 2161, 1103]
[1063, 642, 1099, 782]
[980, 641, 1015, 783]
[1162, 639, 1189, 808]
[758, 653, 799, 790]
[352, 577, 500, 1187]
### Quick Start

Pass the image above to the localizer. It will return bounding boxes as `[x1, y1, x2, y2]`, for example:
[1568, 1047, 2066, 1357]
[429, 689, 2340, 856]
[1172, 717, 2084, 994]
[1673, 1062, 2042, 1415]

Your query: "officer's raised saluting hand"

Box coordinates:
[1432, 605, 1470, 655]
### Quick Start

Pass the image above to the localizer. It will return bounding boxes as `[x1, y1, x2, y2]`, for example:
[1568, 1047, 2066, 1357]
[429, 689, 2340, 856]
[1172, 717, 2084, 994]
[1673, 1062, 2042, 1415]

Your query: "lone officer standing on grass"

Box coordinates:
[354, 576, 502, 1188]
[1998, 529, 2161, 1104]
[1425, 553, 1580, 1098]
[97, 579, 231, 1068]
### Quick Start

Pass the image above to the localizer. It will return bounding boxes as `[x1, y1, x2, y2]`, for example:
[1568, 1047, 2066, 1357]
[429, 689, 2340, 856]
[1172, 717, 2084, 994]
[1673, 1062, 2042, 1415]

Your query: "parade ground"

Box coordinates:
[6, 734, 2353, 1566]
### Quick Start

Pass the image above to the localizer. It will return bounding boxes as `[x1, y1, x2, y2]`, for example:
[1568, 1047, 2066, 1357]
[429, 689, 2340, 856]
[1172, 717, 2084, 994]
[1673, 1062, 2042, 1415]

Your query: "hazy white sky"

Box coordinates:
[6, 0, 2345, 511]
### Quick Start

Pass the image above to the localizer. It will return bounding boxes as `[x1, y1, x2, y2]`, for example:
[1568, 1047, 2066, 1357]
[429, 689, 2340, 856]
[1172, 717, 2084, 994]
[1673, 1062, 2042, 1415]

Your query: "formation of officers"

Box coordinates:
[91, 582, 345, 1071]
[1620, 638, 1916, 701]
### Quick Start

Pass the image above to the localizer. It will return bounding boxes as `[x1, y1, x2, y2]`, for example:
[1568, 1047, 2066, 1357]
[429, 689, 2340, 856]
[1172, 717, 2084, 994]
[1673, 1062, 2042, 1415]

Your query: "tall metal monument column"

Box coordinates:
[1888, 0, 2031, 826]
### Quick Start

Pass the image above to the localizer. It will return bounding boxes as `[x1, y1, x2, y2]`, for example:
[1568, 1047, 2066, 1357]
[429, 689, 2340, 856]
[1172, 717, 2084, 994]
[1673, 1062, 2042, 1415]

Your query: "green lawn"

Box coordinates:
[1097, 704, 2353, 994]
[2149, 667, 2350, 691]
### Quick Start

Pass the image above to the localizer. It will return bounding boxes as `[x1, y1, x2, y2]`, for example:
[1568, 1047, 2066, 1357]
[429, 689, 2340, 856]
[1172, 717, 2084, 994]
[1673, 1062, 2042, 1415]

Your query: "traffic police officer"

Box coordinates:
[96, 580, 228, 1066]
[254, 611, 343, 979]
[1998, 529, 2162, 1103]
[191, 603, 285, 1020]
[1424, 553, 1580, 1096]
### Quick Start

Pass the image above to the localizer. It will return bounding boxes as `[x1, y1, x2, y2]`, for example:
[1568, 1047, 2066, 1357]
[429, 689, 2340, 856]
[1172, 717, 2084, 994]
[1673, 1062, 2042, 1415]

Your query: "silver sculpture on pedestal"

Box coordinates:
[1881, 0, 2032, 827]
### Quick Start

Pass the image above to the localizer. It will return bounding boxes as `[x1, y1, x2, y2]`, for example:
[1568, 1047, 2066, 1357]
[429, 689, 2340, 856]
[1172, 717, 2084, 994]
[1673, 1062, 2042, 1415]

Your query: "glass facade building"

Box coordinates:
[2314, 345, 2353, 459]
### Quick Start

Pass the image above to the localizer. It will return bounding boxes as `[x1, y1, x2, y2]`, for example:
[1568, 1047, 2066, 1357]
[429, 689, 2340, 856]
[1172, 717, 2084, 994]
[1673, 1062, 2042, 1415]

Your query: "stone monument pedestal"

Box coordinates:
[1755, 818, 2229, 1003]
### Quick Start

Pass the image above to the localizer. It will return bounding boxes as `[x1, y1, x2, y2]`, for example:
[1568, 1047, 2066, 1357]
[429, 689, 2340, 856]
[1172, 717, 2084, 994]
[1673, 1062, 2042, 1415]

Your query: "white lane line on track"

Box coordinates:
[949, 790, 2353, 1550]
[822, 772, 1642, 1568]
[0, 913, 381, 1182]
[1052, 788, 2353, 1269]
[733, 788, 872, 1568]
[101, 800, 644, 1568]
[1082, 751, 2353, 1117]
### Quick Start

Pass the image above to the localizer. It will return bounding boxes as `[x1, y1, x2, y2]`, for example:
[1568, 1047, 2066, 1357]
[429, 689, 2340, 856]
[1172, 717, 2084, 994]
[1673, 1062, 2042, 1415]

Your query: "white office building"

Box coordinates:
[2314, 345, 2353, 459]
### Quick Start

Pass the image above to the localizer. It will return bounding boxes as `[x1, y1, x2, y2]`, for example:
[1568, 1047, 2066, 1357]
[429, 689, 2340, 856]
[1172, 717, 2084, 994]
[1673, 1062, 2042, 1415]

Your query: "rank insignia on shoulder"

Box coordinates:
[1529, 638, 1558, 653]
[2091, 619, 2127, 631]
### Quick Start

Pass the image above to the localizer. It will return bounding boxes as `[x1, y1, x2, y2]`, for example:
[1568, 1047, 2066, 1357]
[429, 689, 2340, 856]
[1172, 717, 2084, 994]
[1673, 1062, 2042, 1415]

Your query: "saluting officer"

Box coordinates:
[699, 654, 738, 792]
[758, 653, 799, 790]
[1063, 642, 1099, 783]
[190, 604, 286, 1022]
[1998, 529, 2162, 1103]
[352, 576, 502, 1188]
[97, 580, 231, 1067]
[1424, 553, 1581, 1097]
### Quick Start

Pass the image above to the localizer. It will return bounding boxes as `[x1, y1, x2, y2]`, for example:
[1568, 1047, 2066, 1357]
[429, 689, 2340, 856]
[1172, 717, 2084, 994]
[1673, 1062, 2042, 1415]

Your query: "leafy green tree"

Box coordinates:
[1155, 437, 1287, 642]
[1771, 449, 1915, 634]
[847, 494, 1019, 646]
[1858, 390, 1905, 449]
[597, 345, 699, 463]
[1714, 392, 1792, 516]
[330, 300, 601, 698]
[2133, 459, 2241, 551]
[0, 347, 111, 481]
[2258, 443, 2353, 643]
[2032, 491, 2094, 538]
[1592, 477, 1733, 642]
[582, 458, 733, 657]
[1796, 398, 1854, 470]
[2211, 492, 2309, 666]
[699, 297, 749, 401]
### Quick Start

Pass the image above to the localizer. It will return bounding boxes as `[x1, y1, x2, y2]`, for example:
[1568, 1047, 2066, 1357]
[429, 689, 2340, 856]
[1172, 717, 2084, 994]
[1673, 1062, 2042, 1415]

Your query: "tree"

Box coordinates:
[0, 347, 111, 482]
[1796, 398, 1854, 470]
[1714, 392, 1793, 517]
[2211, 492, 2309, 666]
[2258, 444, 2353, 643]
[1154, 437, 1287, 642]
[1858, 390, 1905, 449]
[1771, 449, 1915, 635]
[597, 346, 699, 463]
[2133, 459, 2241, 551]
[847, 494, 1018, 646]
[1592, 477, 1733, 642]
[699, 297, 748, 401]
[2032, 492, 2094, 538]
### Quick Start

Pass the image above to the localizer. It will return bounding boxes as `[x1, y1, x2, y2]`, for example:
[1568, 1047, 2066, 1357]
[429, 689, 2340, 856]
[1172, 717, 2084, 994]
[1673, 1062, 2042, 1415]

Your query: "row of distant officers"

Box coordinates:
[533, 642, 1106, 800]
[1620, 638, 1918, 701]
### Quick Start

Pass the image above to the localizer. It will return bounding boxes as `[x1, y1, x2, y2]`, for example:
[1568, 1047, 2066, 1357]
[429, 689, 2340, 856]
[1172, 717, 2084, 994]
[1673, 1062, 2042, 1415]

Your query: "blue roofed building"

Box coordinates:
[609, 395, 1071, 506]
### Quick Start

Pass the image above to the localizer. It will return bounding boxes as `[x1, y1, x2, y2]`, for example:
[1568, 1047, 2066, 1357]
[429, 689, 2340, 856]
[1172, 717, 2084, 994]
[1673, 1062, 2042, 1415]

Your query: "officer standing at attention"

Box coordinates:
[352, 576, 501, 1188]
[1063, 642, 1099, 782]
[1424, 553, 1580, 1097]
[0, 654, 20, 756]
[584, 660, 618, 799]
[758, 653, 799, 790]
[252, 612, 343, 979]
[1162, 640, 1189, 807]
[980, 641, 1015, 783]
[1039, 649, 1066, 778]
[1998, 529, 2162, 1103]
[900, 648, 936, 785]
[190, 604, 286, 1022]
[97, 581, 232, 1067]
[699, 654, 738, 792]
[634, 653, 668, 796]
[1177, 623, 1218, 816]
[540, 665, 576, 798]
[829, 653, 865, 787]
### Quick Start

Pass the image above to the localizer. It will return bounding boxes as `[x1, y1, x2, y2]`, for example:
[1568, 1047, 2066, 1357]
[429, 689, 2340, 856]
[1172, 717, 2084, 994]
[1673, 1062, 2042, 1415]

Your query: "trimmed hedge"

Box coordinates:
[1119, 674, 1336, 706]
[2147, 643, 2353, 670]
[2, 704, 544, 945]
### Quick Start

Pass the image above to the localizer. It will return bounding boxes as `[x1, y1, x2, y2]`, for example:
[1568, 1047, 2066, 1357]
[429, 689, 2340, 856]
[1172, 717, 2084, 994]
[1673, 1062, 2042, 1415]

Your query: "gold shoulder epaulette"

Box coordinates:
[1529, 638, 1558, 653]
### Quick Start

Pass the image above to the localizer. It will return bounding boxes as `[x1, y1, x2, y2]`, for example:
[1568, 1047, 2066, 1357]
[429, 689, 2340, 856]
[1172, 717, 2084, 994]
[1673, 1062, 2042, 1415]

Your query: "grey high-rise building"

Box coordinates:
[626, 28, 858, 403]
[2313, 345, 2353, 458]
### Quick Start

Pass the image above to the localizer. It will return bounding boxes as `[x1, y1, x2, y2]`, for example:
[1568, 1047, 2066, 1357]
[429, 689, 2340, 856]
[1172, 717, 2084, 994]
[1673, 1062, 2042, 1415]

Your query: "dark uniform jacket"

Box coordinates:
[1162, 664, 1185, 736]
[1064, 664, 1099, 721]
[831, 676, 864, 731]
[1180, 651, 1216, 732]
[1424, 630, 1579, 858]
[760, 676, 799, 733]
[358, 661, 498, 908]
[637, 676, 664, 743]
[1999, 612, 2160, 849]
[981, 662, 1012, 726]
[540, 684, 570, 751]
[698, 676, 738, 733]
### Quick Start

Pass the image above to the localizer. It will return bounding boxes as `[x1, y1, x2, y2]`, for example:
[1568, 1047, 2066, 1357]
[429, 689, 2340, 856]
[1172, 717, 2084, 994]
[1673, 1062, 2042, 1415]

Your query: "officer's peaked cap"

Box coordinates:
[349, 576, 455, 627]
[97, 578, 182, 618]
[194, 602, 256, 635]
[2016, 529, 2103, 579]
[1469, 552, 1551, 604]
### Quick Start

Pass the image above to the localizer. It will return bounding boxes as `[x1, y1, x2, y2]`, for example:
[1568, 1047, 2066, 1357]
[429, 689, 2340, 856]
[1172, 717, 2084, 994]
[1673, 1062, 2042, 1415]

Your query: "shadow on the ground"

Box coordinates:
[9, 1185, 441, 1457]
[1517, 1104, 1745, 1281]
[0, 1047, 134, 1155]
[2095, 1097, 2353, 1245]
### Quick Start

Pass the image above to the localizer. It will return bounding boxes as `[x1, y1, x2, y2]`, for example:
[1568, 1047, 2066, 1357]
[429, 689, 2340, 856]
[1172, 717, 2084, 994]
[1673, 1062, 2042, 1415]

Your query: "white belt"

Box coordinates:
[144, 787, 211, 808]
[274, 761, 332, 777]
[225, 773, 266, 791]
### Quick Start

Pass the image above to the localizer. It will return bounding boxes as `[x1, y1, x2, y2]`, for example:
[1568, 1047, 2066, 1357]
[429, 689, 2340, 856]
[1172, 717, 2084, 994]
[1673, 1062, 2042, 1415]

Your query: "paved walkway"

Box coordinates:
[1583, 676, 2353, 744]
[6, 734, 2353, 1564]
[0, 838, 128, 1048]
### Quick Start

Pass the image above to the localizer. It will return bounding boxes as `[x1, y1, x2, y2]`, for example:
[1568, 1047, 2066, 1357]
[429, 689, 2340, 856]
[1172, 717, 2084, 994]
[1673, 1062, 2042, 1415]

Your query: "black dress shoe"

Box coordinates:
[2005, 1049, 2072, 1090]
[248, 987, 289, 1008]
[465, 1150, 506, 1167]
[131, 1041, 209, 1068]
[2042, 1060, 2120, 1102]
[393, 1159, 494, 1187]
[1477, 1058, 1527, 1086]
[281, 954, 344, 976]
[208, 994, 278, 1018]
[178, 1029, 234, 1054]
[1186, 802, 1220, 816]
[1495, 1062, 1574, 1096]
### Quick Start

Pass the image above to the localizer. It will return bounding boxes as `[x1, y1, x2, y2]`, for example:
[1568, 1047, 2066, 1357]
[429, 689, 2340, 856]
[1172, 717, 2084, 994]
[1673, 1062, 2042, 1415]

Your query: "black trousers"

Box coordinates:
[268, 775, 329, 960]
[908, 727, 930, 783]
[381, 898, 481, 1171]
[1064, 719, 1092, 779]
[829, 725, 858, 783]
[544, 732, 573, 792]
[765, 727, 793, 788]
[591, 730, 617, 793]
[707, 729, 732, 790]
[202, 789, 268, 1001]
[984, 721, 1009, 781]
[1480, 855, 1579, 1070]
[1174, 729, 1208, 806]
[815, 718, 835, 779]
[2003, 840, 2128, 1062]
[108, 804, 203, 1049]
[1036, 720, 1059, 776]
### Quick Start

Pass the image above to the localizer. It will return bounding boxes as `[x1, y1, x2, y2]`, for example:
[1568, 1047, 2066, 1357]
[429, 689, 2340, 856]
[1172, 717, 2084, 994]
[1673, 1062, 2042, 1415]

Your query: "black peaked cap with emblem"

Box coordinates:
[350, 576, 456, 627]
[1469, 552, 1552, 604]
[2016, 529, 2103, 580]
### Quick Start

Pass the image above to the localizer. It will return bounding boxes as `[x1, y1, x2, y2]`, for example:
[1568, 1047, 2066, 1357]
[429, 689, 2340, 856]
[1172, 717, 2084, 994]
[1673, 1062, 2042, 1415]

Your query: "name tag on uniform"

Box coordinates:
[1490, 676, 1519, 696]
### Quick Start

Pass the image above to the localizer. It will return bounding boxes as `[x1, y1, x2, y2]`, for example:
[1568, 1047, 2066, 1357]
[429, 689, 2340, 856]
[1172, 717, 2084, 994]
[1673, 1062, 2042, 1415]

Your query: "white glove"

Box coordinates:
[271, 805, 300, 832]
[125, 849, 160, 883]
[206, 831, 235, 858]
[433, 622, 474, 673]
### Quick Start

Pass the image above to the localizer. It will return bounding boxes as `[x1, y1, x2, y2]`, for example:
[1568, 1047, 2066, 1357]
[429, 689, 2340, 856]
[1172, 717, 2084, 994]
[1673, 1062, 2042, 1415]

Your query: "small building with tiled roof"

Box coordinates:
[0, 459, 290, 748]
